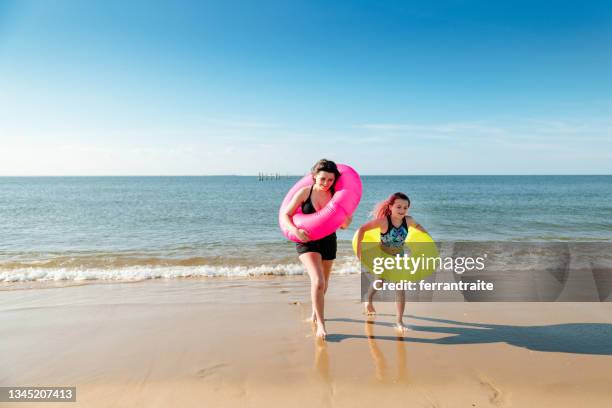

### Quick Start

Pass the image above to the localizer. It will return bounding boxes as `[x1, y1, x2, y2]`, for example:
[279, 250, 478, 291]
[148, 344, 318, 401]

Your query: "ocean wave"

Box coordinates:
[0, 257, 361, 283]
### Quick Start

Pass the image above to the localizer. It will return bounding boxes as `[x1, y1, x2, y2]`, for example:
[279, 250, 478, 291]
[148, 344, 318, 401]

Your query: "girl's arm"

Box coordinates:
[406, 216, 428, 233]
[281, 187, 311, 241]
[355, 218, 386, 260]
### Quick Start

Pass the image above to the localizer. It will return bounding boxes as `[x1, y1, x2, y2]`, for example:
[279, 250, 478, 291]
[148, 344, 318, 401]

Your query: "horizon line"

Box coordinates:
[1, 174, 611, 177]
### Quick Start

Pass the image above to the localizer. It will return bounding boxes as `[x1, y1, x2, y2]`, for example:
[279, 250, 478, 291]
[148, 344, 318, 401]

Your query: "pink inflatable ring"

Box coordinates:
[279, 164, 362, 242]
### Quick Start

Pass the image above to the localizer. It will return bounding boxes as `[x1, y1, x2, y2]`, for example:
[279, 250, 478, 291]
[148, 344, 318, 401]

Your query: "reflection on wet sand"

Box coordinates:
[365, 318, 387, 381]
[313, 317, 409, 384]
[314, 336, 330, 381]
[365, 317, 409, 384]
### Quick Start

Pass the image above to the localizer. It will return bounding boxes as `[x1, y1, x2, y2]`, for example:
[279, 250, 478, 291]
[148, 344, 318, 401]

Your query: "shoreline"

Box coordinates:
[2, 275, 612, 407]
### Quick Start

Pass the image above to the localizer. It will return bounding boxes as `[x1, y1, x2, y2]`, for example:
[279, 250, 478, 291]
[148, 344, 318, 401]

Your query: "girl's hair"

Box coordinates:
[371, 192, 410, 219]
[311, 159, 341, 188]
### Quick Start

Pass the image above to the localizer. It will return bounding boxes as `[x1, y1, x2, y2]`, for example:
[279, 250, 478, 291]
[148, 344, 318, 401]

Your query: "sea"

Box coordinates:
[1, 175, 611, 285]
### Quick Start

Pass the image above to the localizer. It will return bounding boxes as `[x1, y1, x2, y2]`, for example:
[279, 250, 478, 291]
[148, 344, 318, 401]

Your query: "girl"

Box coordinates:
[355, 192, 427, 332]
[281, 159, 352, 339]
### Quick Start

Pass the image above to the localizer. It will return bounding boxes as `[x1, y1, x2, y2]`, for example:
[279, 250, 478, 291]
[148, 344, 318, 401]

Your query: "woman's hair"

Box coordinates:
[371, 192, 410, 219]
[310, 159, 340, 188]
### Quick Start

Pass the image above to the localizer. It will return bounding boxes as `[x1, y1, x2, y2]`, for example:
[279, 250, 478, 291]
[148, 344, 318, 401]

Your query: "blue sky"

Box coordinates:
[0, 0, 611, 175]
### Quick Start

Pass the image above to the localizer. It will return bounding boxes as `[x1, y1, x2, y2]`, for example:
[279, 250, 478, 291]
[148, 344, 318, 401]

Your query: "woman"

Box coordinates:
[281, 159, 352, 339]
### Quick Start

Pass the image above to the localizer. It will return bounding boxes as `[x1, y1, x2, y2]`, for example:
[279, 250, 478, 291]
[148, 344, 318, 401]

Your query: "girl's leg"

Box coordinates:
[299, 252, 327, 339]
[363, 270, 377, 315]
[365, 285, 377, 315]
[395, 289, 407, 332]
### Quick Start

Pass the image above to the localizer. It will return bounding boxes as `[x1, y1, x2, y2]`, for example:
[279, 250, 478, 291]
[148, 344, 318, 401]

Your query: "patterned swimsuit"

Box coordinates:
[380, 215, 408, 251]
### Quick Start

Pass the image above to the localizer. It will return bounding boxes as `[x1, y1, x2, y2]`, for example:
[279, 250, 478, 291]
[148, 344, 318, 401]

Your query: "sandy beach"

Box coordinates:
[1, 275, 611, 407]
[2, 0, 611, 405]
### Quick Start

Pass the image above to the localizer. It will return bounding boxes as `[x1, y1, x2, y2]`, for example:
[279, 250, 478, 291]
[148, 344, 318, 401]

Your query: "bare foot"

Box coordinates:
[395, 322, 409, 333]
[303, 311, 318, 323]
[364, 302, 376, 316]
[316, 322, 327, 340]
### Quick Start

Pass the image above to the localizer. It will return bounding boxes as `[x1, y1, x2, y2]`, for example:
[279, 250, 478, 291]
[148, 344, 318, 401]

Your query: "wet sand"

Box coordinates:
[1, 275, 612, 407]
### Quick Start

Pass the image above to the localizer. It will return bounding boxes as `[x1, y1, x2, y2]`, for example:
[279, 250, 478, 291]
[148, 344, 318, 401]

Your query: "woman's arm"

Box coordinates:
[355, 218, 385, 260]
[406, 216, 427, 233]
[281, 186, 310, 241]
[340, 215, 353, 229]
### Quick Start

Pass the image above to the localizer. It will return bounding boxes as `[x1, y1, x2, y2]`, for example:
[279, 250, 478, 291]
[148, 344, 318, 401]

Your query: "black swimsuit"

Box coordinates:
[295, 186, 337, 260]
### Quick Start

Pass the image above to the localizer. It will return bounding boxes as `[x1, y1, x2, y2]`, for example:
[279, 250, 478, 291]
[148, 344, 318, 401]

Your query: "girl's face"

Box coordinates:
[389, 199, 410, 218]
[314, 171, 335, 192]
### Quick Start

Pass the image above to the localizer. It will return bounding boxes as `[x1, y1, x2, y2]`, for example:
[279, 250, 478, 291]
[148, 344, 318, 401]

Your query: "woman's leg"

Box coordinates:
[322, 260, 334, 294]
[299, 252, 327, 339]
[311, 260, 334, 322]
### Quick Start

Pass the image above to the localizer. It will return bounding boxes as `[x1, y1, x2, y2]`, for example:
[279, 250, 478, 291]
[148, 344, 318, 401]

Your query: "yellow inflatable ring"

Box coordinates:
[352, 226, 439, 282]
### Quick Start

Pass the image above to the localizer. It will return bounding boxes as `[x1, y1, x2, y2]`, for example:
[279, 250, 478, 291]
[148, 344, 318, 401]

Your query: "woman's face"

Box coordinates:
[389, 199, 410, 218]
[313, 171, 335, 192]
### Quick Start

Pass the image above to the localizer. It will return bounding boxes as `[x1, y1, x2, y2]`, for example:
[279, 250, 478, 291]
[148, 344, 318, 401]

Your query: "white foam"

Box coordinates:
[0, 258, 360, 283]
